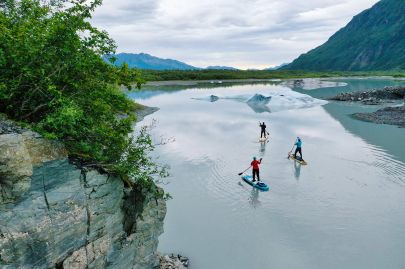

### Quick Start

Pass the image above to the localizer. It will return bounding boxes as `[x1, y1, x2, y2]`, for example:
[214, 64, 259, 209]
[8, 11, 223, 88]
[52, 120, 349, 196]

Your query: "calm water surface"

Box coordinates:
[129, 78, 405, 269]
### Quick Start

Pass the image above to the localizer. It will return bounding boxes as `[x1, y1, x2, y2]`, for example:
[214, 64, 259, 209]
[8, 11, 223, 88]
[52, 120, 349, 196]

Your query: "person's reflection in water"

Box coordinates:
[294, 161, 302, 180]
[259, 141, 267, 155]
[249, 188, 261, 208]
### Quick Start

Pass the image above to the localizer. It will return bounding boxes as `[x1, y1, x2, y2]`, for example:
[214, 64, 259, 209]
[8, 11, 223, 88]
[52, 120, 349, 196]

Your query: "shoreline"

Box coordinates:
[143, 76, 404, 87]
[328, 86, 405, 105]
[352, 105, 405, 128]
[328, 86, 405, 127]
[144, 78, 282, 87]
[134, 104, 160, 122]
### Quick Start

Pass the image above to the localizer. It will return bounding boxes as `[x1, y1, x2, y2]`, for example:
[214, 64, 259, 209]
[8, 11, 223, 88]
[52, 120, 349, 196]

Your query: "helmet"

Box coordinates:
[253, 157, 257, 160]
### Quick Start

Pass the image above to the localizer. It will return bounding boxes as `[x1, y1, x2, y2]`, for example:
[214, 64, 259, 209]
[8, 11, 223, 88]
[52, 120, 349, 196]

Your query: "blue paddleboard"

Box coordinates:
[241, 175, 270, 191]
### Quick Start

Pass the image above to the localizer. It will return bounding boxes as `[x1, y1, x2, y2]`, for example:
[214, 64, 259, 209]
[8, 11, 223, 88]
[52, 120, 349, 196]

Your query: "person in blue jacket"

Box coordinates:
[294, 137, 303, 160]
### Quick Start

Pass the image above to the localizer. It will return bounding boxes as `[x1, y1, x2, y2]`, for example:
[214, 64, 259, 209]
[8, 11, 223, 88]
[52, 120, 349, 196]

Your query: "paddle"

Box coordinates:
[238, 166, 252, 176]
[287, 144, 295, 159]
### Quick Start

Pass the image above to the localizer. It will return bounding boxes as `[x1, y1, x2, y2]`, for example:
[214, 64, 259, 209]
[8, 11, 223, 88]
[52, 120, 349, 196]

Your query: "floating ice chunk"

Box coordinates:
[192, 95, 220, 102]
[247, 94, 272, 105]
[193, 90, 327, 113]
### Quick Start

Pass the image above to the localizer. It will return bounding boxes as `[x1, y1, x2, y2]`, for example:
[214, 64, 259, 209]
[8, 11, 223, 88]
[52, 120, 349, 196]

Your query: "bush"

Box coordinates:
[0, 0, 163, 188]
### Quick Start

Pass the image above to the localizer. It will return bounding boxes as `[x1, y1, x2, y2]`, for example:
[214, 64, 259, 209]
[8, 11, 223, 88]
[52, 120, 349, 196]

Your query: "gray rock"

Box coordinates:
[158, 254, 189, 269]
[329, 86, 405, 104]
[0, 117, 167, 269]
[0, 123, 67, 205]
[0, 133, 33, 204]
[352, 105, 405, 128]
[0, 114, 26, 135]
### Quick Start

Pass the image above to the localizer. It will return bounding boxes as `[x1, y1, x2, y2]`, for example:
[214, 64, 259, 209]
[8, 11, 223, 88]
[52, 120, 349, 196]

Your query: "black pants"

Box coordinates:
[261, 130, 266, 138]
[252, 169, 260, 181]
[294, 147, 302, 159]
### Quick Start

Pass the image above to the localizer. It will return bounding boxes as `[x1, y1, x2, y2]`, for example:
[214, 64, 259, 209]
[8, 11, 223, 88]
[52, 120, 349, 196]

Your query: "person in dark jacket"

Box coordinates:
[259, 122, 267, 138]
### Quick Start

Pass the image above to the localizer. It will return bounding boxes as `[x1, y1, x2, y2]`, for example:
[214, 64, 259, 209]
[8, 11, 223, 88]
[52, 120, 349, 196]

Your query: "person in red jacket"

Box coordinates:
[251, 157, 262, 182]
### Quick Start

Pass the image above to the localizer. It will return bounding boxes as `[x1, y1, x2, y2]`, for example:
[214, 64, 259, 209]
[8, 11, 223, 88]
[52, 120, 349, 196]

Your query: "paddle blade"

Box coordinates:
[238, 172, 243, 176]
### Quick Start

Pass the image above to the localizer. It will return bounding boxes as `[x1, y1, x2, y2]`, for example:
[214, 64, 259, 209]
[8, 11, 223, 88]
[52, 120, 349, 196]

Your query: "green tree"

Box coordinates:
[0, 0, 163, 191]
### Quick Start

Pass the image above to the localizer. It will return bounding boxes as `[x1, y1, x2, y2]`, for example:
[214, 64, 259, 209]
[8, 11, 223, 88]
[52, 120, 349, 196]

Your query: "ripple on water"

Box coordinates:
[195, 156, 269, 215]
[366, 145, 405, 186]
[332, 143, 405, 188]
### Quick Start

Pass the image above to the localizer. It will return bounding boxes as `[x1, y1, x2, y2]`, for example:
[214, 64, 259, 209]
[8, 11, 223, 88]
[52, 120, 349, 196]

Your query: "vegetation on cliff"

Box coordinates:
[0, 0, 165, 190]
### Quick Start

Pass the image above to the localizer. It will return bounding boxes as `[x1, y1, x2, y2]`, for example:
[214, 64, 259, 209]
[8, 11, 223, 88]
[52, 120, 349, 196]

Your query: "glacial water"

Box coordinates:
[128, 78, 405, 269]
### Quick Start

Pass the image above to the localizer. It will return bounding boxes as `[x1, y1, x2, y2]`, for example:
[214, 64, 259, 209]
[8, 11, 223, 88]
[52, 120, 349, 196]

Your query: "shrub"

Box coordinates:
[0, 0, 163, 188]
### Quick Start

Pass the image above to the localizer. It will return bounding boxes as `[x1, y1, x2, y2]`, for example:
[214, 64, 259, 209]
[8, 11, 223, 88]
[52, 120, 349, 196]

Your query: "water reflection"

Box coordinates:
[249, 188, 261, 208]
[133, 79, 405, 269]
[247, 102, 271, 113]
[259, 140, 267, 156]
[294, 162, 302, 180]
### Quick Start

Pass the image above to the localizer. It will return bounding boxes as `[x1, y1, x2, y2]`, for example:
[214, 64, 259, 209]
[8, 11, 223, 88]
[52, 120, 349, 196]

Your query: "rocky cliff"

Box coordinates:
[0, 115, 167, 269]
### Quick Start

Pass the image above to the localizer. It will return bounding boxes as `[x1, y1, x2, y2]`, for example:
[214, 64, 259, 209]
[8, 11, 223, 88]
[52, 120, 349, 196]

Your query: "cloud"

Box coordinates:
[91, 0, 379, 69]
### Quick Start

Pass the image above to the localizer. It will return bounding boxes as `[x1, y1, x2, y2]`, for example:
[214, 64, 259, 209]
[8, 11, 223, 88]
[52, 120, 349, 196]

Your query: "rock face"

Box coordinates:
[0, 116, 167, 268]
[0, 115, 67, 204]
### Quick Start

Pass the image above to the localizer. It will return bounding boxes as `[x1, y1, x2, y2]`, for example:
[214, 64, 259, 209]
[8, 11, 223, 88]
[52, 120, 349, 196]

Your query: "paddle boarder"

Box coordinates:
[251, 157, 262, 182]
[259, 122, 267, 138]
[293, 137, 303, 160]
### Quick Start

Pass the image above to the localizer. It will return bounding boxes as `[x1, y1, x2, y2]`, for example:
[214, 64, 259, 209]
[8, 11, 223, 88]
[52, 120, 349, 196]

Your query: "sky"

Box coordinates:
[91, 0, 380, 69]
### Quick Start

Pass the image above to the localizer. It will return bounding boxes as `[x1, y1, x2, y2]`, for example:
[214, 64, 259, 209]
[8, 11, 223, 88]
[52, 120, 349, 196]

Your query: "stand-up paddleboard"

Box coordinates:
[259, 136, 269, 143]
[288, 153, 308, 165]
[241, 175, 269, 191]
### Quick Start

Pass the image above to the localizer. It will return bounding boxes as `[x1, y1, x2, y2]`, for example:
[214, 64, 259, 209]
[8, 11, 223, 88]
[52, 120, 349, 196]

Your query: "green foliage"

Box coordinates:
[140, 69, 405, 81]
[0, 0, 164, 188]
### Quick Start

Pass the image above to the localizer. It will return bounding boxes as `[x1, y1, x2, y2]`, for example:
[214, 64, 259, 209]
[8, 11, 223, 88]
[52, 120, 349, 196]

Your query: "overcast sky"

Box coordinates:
[91, 0, 379, 69]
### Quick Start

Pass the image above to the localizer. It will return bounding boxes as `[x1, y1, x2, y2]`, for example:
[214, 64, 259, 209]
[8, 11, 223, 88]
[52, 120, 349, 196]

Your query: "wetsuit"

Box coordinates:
[260, 123, 266, 138]
[251, 159, 261, 181]
[294, 139, 302, 159]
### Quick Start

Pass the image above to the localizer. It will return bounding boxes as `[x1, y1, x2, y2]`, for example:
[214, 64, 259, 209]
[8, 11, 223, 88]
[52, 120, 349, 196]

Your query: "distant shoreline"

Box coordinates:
[140, 69, 405, 82]
[144, 76, 404, 87]
[145, 78, 282, 86]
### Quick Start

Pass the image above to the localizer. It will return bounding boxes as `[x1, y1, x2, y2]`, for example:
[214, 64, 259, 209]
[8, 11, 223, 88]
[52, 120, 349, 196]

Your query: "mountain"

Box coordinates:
[264, 63, 289, 70]
[206, 66, 239, 70]
[105, 53, 199, 70]
[284, 0, 405, 71]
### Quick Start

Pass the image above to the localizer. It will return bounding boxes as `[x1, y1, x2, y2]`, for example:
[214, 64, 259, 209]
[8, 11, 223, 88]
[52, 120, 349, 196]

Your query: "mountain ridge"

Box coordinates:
[105, 53, 245, 71]
[104, 53, 199, 70]
[284, 0, 405, 71]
